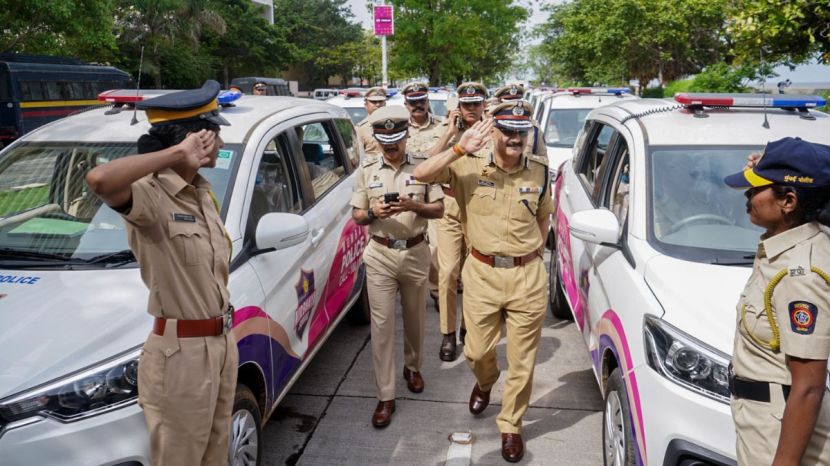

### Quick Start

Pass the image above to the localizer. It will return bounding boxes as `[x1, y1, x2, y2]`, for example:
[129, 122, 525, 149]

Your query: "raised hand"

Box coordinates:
[179, 130, 215, 169]
[744, 152, 761, 170]
[458, 118, 493, 154]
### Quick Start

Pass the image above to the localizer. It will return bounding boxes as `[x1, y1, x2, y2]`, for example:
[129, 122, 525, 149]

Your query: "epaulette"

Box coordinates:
[356, 119, 369, 127]
[362, 154, 381, 167]
[527, 153, 549, 167]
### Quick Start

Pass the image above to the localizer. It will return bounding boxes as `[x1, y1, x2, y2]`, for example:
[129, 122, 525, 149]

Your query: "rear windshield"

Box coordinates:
[544, 108, 592, 148]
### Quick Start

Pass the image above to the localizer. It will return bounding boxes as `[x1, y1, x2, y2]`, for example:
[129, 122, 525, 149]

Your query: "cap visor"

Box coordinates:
[458, 96, 484, 103]
[206, 113, 231, 126]
[374, 131, 407, 144]
[723, 168, 772, 188]
[366, 97, 387, 102]
[495, 120, 532, 132]
[405, 94, 428, 101]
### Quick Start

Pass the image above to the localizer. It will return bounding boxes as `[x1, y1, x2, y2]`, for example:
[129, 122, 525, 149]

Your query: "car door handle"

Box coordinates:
[564, 185, 570, 195]
[310, 228, 325, 246]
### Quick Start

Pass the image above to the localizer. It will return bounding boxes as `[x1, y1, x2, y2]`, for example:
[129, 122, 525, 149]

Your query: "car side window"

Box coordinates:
[577, 122, 616, 195]
[296, 121, 347, 198]
[246, 133, 300, 244]
[607, 147, 631, 226]
[333, 118, 360, 167]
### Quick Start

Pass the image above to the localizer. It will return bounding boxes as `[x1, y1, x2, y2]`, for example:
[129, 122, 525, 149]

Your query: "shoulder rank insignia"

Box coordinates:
[789, 301, 818, 334]
[527, 153, 549, 166]
[519, 186, 542, 194]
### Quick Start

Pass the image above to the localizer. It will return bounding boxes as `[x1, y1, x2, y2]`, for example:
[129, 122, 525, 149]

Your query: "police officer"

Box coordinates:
[85, 80, 237, 466]
[351, 106, 445, 428]
[427, 82, 488, 361]
[356, 86, 388, 158]
[724, 137, 830, 465]
[252, 81, 267, 95]
[400, 81, 446, 310]
[493, 83, 547, 159]
[414, 100, 552, 462]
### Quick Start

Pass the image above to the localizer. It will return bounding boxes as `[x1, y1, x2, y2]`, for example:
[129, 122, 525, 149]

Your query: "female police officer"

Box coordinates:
[725, 137, 830, 465]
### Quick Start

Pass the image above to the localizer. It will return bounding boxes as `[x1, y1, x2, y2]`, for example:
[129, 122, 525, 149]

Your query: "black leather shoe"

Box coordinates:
[469, 383, 490, 415]
[459, 327, 467, 345]
[501, 433, 524, 462]
[371, 400, 395, 428]
[439, 333, 457, 361]
[402, 366, 424, 393]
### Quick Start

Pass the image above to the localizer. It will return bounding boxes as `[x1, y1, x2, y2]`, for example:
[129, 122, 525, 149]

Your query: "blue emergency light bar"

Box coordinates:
[674, 93, 827, 109]
[565, 87, 631, 96]
[218, 89, 242, 106]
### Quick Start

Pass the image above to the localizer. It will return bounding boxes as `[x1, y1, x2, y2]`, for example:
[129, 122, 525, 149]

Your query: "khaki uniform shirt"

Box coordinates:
[435, 151, 553, 257]
[733, 222, 830, 385]
[351, 153, 444, 240]
[356, 118, 382, 158]
[407, 115, 444, 154]
[121, 168, 231, 320]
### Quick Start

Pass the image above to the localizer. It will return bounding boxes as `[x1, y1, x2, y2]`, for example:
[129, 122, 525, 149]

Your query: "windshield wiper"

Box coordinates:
[0, 248, 72, 262]
[82, 249, 136, 267]
[709, 255, 755, 266]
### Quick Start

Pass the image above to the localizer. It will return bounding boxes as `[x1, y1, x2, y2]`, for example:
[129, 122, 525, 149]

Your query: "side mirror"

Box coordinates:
[569, 209, 620, 246]
[255, 213, 309, 253]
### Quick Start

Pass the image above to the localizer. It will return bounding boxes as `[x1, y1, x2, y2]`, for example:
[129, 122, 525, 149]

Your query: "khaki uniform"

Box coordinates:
[351, 153, 444, 401]
[436, 151, 553, 433]
[357, 118, 382, 158]
[732, 222, 830, 465]
[121, 168, 237, 466]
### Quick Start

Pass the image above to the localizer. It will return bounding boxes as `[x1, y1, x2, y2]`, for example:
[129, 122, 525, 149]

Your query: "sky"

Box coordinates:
[345, 0, 830, 85]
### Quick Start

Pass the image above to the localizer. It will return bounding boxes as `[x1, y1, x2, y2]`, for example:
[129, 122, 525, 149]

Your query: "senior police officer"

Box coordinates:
[356, 86, 388, 157]
[493, 83, 547, 159]
[414, 100, 552, 462]
[85, 80, 236, 466]
[427, 82, 489, 361]
[351, 106, 445, 428]
[725, 137, 830, 465]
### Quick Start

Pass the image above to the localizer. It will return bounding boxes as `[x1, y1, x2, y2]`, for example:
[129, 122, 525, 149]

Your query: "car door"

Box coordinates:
[287, 117, 366, 352]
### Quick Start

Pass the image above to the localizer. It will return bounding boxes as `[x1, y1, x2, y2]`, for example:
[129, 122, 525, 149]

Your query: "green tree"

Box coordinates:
[0, 0, 117, 61]
[389, 0, 528, 86]
[729, 0, 830, 65]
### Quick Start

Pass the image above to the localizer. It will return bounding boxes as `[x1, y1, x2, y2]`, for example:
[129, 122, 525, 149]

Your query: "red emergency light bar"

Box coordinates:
[565, 88, 631, 96]
[98, 90, 145, 103]
[674, 93, 827, 109]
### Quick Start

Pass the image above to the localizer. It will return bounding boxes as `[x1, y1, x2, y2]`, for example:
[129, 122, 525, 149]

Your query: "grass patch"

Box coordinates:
[0, 185, 50, 217]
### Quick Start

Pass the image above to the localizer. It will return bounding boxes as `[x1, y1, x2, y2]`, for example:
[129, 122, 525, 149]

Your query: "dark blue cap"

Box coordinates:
[136, 80, 230, 126]
[724, 137, 830, 189]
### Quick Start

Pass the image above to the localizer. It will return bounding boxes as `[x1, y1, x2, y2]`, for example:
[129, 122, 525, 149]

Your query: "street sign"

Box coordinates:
[373, 5, 394, 36]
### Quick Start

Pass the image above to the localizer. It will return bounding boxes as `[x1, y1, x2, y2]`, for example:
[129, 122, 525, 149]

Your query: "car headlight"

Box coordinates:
[0, 346, 141, 423]
[643, 315, 730, 404]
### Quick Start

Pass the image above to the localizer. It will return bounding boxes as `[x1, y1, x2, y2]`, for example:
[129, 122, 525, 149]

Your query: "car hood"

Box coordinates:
[0, 268, 150, 398]
[643, 255, 751, 355]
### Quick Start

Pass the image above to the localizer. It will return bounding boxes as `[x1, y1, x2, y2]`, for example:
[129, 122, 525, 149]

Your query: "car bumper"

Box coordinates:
[0, 402, 149, 466]
[635, 366, 736, 466]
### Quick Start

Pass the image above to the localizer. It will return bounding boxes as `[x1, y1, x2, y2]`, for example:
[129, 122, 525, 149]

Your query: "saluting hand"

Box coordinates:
[179, 130, 216, 169]
[458, 118, 493, 154]
[744, 152, 761, 170]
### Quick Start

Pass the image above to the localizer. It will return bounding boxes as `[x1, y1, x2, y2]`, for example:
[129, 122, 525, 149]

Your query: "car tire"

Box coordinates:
[603, 369, 636, 466]
[347, 276, 371, 325]
[229, 385, 262, 466]
[549, 245, 572, 320]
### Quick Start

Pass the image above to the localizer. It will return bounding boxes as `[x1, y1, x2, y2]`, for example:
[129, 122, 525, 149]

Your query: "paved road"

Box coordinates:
[263, 253, 604, 465]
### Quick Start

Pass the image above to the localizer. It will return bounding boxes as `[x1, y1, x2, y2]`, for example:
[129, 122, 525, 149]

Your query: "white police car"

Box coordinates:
[0, 89, 369, 465]
[537, 88, 638, 180]
[325, 93, 369, 125]
[550, 93, 830, 465]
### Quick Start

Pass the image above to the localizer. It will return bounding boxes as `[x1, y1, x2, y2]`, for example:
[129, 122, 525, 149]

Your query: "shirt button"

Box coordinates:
[165, 349, 173, 356]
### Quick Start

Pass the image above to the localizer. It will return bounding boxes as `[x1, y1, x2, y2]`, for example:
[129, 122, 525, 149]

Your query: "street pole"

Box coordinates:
[380, 0, 388, 87]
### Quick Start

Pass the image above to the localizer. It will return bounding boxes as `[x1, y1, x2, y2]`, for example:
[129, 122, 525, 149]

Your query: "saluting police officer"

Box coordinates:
[427, 81, 489, 362]
[725, 137, 830, 465]
[356, 86, 388, 158]
[85, 80, 237, 466]
[414, 100, 552, 463]
[493, 84, 547, 159]
[351, 106, 445, 428]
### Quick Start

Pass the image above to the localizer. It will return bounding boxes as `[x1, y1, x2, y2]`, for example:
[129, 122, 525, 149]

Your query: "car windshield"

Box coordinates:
[0, 141, 240, 267]
[430, 99, 447, 118]
[544, 108, 592, 148]
[649, 146, 764, 263]
[344, 107, 367, 124]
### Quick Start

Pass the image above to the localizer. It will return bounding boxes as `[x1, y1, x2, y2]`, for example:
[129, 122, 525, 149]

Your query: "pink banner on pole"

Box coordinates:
[373, 5, 394, 36]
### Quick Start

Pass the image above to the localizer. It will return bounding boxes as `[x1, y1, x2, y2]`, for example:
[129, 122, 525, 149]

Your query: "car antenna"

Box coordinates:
[760, 48, 770, 129]
[130, 46, 145, 126]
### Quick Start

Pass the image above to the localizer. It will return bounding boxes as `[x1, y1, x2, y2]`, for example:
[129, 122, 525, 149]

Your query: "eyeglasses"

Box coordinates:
[254, 86, 266, 91]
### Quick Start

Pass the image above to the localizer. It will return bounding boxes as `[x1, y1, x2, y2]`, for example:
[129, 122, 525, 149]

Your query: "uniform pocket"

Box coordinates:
[168, 220, 206, 266]
[469, 185, 496, 216]
[137, 335, 166, 406]
[403, 183, 427, 202]
[514, 194, 539, 221]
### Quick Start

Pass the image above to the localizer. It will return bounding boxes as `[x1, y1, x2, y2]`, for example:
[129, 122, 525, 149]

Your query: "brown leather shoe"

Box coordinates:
[469, 383, 490, 415]
[403, 367, 424, 393]
[459, 327, 467, 345]
[501, 433, 524, 462]
[371, 400, 395, 428]
[439, 332, 457, 361]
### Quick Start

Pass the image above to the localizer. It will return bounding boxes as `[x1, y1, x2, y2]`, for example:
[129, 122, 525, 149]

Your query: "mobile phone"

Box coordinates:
[384, 192, 400, 203]
[455, 115, 464, 130]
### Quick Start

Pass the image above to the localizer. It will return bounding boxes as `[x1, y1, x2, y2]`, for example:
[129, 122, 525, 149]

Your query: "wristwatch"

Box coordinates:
[367, 207, 377, 222]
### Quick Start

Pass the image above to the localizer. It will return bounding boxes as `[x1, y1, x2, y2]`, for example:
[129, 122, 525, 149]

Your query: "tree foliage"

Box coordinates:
[389, 0, 528, 86]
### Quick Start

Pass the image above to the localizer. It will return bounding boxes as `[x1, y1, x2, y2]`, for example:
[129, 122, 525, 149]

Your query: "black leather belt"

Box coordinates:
[729, 373, 790, 403]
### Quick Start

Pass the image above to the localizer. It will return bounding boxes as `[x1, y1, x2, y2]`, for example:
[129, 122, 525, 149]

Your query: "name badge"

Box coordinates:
[406, 179, 426, 186]
[519, 186, 542, 194]
[173, 213, 196, 222]
[368, 182, 383, 189]
[478, 179, 495, 188]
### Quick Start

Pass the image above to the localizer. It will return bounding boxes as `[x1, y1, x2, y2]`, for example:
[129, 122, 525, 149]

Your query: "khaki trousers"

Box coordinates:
[437, 195, 466, 334]
[427, 219, 439, 296]
[462, 255, 547, 434]
[364, 240, 429, 401]
[732, 387, 830, 465]
[138, 324, 238, 466]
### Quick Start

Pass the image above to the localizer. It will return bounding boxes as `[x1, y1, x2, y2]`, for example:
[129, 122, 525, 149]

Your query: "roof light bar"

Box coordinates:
[97, 90, 145, 104]
[674, 93, 827, 109]
[565, 87, 631, 96]
[218, 89, 241, 106]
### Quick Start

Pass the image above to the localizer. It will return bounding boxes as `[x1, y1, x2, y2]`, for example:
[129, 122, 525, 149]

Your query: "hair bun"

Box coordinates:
[137, 133, 165, 154]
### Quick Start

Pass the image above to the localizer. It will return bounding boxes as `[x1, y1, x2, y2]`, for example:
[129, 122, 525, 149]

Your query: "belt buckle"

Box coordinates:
[493, 256, 514, 268]
[222, 305, 235, 335]
[390, 239, 407, 250]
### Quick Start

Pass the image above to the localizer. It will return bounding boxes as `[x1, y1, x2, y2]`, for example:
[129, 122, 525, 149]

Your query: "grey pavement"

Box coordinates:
[263, 252, 604, 465]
